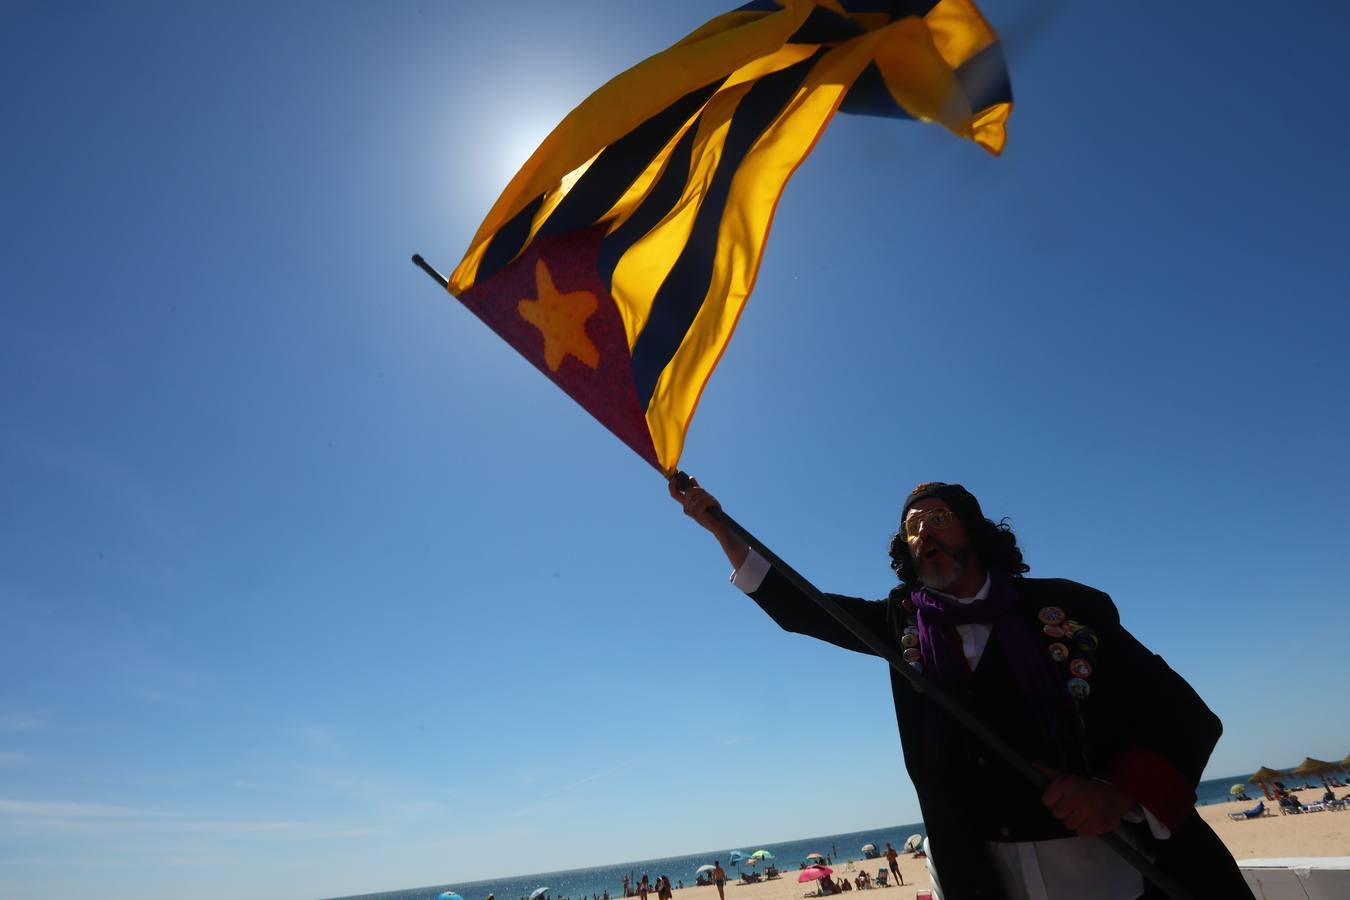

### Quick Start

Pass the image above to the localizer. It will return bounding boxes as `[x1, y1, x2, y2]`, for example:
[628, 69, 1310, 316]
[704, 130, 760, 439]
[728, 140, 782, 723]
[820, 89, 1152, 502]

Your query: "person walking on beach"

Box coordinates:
[671, 478, 1254, 900]
[711, 861, 726, 900]
[883, 842, 903, 886]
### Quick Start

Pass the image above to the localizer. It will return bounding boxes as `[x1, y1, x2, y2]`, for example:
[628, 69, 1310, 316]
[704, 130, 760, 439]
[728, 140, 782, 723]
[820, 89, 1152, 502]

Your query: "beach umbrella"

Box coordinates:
[1229, 784, 1246, 796]
[798, 866, 833, 884]
[696, 866, 716, 875]
[861, 843, 876, 855]
[1291, 758, 1339, 777]
[751, 850, 774, 860]
[530, 888, 550, 900]
[436, 893, 463, 900]
[1249, 766, 1287, 800]
[903, 835, 923, 853]
[804, 853, 825, 861]
[727, 850, 745, 871]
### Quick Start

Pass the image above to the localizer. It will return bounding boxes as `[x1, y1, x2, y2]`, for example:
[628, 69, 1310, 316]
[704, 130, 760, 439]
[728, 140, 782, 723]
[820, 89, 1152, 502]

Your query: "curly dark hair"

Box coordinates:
[888, 514, 1030, 587]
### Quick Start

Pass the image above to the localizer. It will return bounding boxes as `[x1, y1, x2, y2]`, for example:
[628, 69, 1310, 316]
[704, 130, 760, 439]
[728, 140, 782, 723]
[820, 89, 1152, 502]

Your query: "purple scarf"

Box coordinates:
[910, 574, 1078, 768]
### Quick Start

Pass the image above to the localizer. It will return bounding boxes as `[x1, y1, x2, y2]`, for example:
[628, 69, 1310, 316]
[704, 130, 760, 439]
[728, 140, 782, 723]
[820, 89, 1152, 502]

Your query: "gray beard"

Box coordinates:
[918, 545, 972, 591]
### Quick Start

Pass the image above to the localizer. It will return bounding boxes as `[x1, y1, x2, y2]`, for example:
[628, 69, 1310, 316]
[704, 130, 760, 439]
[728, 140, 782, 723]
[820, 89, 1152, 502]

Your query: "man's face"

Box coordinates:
[904, 497, 972, 590]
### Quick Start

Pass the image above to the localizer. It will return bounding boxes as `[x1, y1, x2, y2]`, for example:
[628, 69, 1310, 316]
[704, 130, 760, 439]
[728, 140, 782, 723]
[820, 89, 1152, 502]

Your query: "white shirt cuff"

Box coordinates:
[731, 549, 770, 593]
[1122, 805, 1171, 840]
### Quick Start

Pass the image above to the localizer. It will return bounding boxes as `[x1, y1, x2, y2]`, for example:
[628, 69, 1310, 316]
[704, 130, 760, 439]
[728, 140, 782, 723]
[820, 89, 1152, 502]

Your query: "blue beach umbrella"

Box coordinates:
[727, 850, 745, 870]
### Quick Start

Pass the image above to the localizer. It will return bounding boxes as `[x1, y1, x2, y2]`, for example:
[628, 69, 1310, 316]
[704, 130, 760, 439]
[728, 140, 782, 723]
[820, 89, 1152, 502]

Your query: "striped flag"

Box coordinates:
[448, 0, 1011, 475]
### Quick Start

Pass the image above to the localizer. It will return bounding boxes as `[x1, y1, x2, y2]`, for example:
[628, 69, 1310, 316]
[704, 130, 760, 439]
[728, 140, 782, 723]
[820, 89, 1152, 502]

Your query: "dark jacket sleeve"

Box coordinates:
[747, 566, 893, 657]
[1082, 585, 1222, 830]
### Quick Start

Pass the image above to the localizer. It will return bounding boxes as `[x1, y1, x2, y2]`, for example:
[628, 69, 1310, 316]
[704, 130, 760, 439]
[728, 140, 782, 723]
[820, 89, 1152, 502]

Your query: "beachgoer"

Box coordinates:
[883, 842, 903, 886]
[712, 861, 726, 900]
[671, 478, 1254, 899]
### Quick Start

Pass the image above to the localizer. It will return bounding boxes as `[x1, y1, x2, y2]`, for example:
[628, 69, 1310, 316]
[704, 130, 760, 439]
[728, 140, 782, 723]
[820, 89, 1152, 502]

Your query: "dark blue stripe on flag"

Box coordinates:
[477, 194, 545, 286]
[535, 83, 719, 241]
[838, 61, 915, 119]
[889, 0, 940, 16]
[955, 41, 1012, 110]
[841, 0, 937, 15]
[596, 124, 700, 292]
[476, 84, 719, 287]
[630, 52, 824, 410]
[786, 6, 863, 44]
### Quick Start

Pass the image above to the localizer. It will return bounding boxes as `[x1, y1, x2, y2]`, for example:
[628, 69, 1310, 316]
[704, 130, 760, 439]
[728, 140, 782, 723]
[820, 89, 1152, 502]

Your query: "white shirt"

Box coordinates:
[731, 550, 1164, 900]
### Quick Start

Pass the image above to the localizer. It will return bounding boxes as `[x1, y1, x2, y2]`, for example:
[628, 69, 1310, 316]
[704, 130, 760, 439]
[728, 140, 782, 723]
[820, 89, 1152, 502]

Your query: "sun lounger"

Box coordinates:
[1277, 796, 1307, 814]
[1228, 800, 1268, 820]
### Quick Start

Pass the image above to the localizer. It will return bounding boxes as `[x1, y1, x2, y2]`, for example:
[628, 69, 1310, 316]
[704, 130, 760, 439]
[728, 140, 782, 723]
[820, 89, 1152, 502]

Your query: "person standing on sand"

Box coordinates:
[883, 842, 903, 886]
[672, 477, 1254, 900]
[712, 861, 726, 900]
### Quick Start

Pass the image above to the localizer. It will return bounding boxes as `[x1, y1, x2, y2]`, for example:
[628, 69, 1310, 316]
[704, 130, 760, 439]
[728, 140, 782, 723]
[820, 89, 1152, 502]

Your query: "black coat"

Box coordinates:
[748, 570, 1254, 900]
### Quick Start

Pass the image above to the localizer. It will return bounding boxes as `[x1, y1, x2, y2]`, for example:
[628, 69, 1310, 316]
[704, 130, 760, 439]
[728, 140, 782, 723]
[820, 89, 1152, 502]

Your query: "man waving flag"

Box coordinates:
[444, 0, 1011, 474]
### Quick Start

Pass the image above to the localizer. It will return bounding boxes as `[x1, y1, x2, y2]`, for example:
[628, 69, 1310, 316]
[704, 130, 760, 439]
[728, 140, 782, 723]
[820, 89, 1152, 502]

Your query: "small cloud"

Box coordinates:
[0, 798, 166, 819]
[0, 715, 41, 733]
[0, 797, 378, 840]
[292, 726, 341, 755]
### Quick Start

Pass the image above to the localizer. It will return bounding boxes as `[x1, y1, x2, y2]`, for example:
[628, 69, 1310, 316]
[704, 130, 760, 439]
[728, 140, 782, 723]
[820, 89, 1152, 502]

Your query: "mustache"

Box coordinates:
[916, 539, 972, 565]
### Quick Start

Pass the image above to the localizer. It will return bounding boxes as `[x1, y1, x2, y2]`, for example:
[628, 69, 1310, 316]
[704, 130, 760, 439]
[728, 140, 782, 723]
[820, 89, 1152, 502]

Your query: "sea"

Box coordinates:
[329, 774, 1277, 900]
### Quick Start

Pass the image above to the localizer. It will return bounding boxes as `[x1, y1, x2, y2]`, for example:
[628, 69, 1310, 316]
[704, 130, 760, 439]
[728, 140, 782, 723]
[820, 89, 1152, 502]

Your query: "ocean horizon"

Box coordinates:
[329, 772, 1300, 900]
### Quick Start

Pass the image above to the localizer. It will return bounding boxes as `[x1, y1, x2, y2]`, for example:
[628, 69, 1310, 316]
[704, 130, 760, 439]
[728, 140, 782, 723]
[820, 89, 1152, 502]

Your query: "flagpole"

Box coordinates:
[673, 473, 1194, 900]
[411, 253, 449, 289]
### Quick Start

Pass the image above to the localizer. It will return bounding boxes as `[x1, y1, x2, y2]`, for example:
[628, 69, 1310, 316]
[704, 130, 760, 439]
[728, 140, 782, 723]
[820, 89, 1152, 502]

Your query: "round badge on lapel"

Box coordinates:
[1075, 630, 1099, 651]
[901, 633, 919, 649]
[903, 647, 921, 663]
[1042, 624, 1064, 639]
[904, 625, 919, 636]
[1062, 620, 1083, 636]
[1038, 607, 1066, 626]
[1048, 642, 1069, 663]
[1066, 677, 1091, 699]
[1069, 658, 1093, 678]
[909, 660, 923, 672]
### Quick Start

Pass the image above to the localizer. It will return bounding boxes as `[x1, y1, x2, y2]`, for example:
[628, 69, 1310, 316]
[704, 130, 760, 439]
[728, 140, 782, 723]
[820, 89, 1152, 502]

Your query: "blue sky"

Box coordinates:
[3, 2, 1348, 898]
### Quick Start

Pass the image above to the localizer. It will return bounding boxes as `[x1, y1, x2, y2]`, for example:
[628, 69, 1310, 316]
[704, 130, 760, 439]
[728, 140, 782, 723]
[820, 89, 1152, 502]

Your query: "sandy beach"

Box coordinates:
[657, 798, 1349, 900]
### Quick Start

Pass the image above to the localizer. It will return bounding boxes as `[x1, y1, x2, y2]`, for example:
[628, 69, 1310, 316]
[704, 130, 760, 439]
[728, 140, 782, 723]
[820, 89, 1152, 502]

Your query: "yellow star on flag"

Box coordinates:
[517, 259, 601, 373]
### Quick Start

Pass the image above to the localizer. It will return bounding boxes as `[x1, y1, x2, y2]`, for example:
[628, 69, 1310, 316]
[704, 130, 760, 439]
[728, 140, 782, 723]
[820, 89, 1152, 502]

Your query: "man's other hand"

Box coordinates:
[1040, 770, 1135, 837]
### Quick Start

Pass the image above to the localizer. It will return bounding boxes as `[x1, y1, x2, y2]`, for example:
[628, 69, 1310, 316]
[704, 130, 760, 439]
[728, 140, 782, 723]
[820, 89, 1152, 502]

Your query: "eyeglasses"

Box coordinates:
[903, 508, 953, 540]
